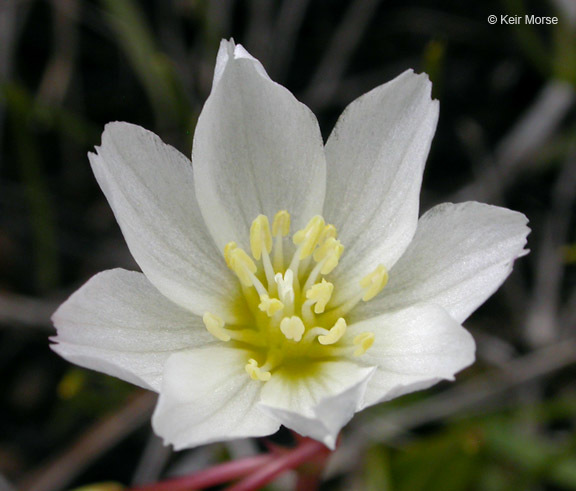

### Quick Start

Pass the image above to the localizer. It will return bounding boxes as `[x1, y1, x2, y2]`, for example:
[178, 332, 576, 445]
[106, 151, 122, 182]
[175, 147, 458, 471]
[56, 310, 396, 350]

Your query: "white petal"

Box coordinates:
[152, 347, 280, 449]
[193, 40, 326, 250]
[346, 303, 475, 408]
[323, 70, 439, 303]
[90, 122, 240, 321]
[259, 361, 374, 448]
[353, 202, 530, 323]
[51, 269, 214, 391]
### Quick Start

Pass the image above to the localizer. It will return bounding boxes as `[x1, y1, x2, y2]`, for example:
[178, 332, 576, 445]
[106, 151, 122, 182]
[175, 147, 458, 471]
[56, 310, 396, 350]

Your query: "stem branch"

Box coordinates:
[225, 438, 330, 491]
[130, 454, 273, 491]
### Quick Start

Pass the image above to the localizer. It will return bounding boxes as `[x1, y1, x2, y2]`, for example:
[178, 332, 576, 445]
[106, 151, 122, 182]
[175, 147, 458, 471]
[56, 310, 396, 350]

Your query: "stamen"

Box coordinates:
[360, 264, 389, 301]
[318, 318, 347, 345]
[313, 237, 344, 275]
[353, 332, 375, 356]
[272, 210, 291, 237]
[305, 279, 334, 314]
[245, 359, 271, 381]
[223, 242, 237, 268]
[272, 211, 290, 271]
[203, 312, 265, 346]
[280, 316, 305, 342]
[219, 211, 380, 382]
[250, 215, 272, 261]
[293, 216, 325, 259]
[259, 295, 284, 316]
[318, 224, 337, 243]
[203, 313, 230, 342]
[228, 246, 257, 287]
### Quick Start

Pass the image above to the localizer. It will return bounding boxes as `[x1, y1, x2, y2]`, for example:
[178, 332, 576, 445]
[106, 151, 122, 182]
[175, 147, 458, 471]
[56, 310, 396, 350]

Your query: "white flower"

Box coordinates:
[51, 40, 529, 450]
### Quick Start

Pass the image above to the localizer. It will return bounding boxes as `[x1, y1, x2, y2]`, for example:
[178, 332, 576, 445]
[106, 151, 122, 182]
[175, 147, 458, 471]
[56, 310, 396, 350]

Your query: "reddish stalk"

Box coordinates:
[129, 454, 274, 491]
[225, 438, 331, 491]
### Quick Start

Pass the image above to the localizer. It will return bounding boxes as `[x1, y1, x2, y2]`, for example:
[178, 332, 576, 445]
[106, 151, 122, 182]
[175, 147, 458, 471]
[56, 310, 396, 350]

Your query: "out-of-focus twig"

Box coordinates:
[553, 0, 576, 25]
[303, 0, 383, 109]
[560, 287, 576, 331]
[37, 0, 79, 106]
[131, 433, 172, 487]
[0, 474, 16, 491]
[0, 0, 32, 167]
[19, 391, 156, 491]
[525, 151, 576, 346]
[246, 0, 274, 66]
[269, 0, 310, 80]
[453, 80, 575, 203]
[0, 293, 58, 329]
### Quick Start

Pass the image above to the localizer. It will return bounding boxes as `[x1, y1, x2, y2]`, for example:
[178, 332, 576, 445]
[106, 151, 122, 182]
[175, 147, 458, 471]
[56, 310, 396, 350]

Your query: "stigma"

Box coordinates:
[202, 211, 388, 381]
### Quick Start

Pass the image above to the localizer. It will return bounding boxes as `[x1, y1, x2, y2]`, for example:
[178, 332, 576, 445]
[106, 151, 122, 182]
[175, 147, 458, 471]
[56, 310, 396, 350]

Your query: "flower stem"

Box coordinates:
[129, 454, 274, 491]
[225, 438, 331, 491]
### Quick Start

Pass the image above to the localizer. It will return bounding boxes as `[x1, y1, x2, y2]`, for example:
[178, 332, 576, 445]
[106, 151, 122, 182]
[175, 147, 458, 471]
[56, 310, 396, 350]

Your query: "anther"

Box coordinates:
[250, 215, 272, 260]
[223, 242, 237, 268]
[280, 316, 305, 342]
[245, 359, 271, 381]
[203, 313, 230, 342]
[318, 318, 347, 345]
[259, 295, 284, 317]
[353, 332, 375, 356]
[360, 264, 389, 301]
[305, 279, 334, 314]
[293, 216, 325, 259]
[228, 247, 257, 287]
[272, 210, 291, 237]
[313, 237, 344, 275]
[318, 224, 337, 243]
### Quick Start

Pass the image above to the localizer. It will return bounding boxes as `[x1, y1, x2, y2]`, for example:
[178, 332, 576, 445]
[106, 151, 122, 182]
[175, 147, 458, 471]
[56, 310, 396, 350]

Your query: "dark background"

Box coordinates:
[1, 0, 575, 489]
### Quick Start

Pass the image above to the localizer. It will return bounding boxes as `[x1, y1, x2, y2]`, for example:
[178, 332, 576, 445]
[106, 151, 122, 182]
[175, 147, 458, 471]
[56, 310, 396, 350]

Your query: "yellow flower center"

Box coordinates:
[203, 211, 388, 382]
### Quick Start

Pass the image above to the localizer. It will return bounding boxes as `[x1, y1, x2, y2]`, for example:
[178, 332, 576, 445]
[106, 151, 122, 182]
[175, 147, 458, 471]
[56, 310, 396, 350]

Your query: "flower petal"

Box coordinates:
[152, 347, 280, 449]
[323, 70, 439, 302]
[353, 202, 530, 323]
[346, 303, 475, 408]
[192, 40, 326, 250]
[90, 122, 240, 321]
[51, 269, 214, 391]
[259, 361, 374, 448]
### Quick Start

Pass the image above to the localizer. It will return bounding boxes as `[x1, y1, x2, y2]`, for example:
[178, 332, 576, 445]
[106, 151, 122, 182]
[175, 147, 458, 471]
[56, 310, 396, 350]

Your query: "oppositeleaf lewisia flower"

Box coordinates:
[51, 40, 529, 450]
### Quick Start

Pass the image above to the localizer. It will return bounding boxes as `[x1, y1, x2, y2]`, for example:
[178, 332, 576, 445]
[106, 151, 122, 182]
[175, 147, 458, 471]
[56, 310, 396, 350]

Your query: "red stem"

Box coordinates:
[225, 438, 330, 491]
[296, 472, 322, 491]
[129, 454, 274, 491]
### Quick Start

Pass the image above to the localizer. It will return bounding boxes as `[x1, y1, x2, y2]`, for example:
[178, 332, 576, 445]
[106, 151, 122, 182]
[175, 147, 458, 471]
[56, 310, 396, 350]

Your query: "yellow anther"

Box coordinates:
[318, 318, 347, 345]
[223, 242, 238, 268]
[258, 295, 284, 316]
[280, 316, 305, 342]
[228, 247, 257, 286]
[353, 332, 375, 356]
[203, 312, 230, 342]
[313, 237, 344, 275]
[245, 359, 271, 381]
[360, 264, 389, 301]
[293, 215, 325, 259]
[306, 279, 334, 314]
[319, 224, 337, 243]
[250, 215, 272, 260]
[272, 210, 291, 237]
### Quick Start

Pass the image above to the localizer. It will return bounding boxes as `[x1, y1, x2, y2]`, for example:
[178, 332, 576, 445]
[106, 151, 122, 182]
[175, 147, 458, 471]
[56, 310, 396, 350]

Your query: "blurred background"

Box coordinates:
[1, 0, 575, 489]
